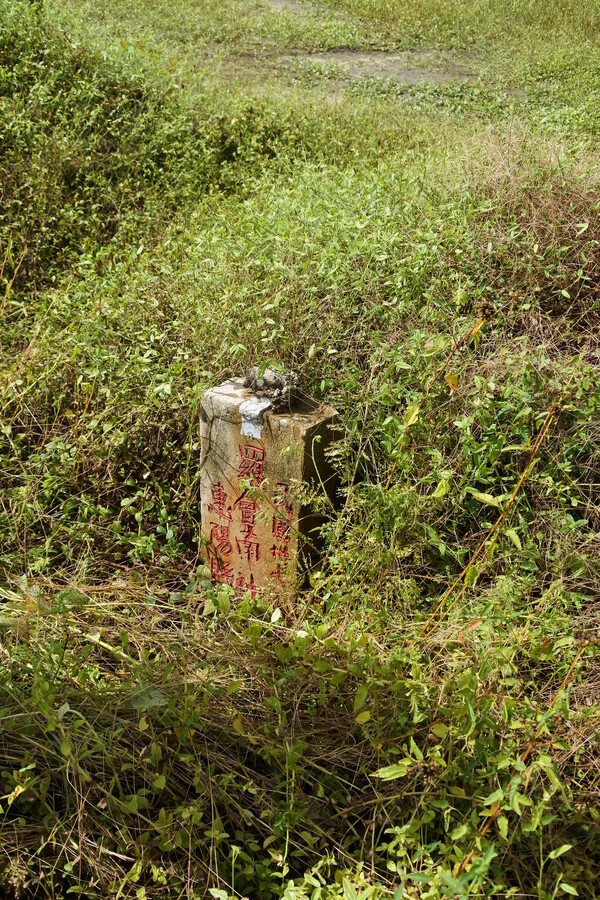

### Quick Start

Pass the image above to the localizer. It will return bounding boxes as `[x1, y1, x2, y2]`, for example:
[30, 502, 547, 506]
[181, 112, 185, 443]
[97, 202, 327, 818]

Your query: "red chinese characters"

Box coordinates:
[270, 482, 293, 584]
[235, 572, 256, 599]
[238, 444, 266, 487]
[209, 482, 231, 520]
[210, 522, 232, 555]
[206, 444, 295, 594]
[208, 482, 234, 583]
[233, 443, 267, 570]
[234, 492, 261, 564]
[210, 556, 234, 587]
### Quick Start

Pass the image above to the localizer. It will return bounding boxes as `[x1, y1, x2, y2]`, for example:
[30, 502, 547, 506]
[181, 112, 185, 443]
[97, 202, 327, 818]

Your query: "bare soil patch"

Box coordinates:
[266, 0, 481, 88]
[269, 0, 312, 11]
[285, 48, 480, 85]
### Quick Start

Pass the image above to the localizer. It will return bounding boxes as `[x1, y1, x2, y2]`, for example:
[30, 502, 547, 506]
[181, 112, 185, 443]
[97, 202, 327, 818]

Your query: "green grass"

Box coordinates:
[1, 0, 599, 897]
[322, 0, 600, 49]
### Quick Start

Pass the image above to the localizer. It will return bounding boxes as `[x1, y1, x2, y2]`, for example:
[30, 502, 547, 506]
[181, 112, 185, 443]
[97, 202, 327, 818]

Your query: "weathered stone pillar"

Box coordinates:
[200, 378, 337, 596]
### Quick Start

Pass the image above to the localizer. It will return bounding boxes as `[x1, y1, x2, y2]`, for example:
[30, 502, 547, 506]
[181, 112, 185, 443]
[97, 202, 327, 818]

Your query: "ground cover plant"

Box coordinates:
[1, 0, 599, 897]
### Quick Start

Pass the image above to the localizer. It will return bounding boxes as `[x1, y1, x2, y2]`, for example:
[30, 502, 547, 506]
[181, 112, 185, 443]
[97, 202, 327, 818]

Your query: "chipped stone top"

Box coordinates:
[200, 377, 335, 434]
[243, 367, 300, 411]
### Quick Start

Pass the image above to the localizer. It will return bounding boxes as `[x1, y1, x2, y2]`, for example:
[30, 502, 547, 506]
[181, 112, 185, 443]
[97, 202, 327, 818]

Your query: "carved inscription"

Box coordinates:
[206, 441, 292, 596]
[270, 482, 292, 584]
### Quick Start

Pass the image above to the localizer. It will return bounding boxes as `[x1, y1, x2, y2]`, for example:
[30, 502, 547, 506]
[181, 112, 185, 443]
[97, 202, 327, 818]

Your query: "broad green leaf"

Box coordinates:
[217, 589, 230, 613]
[342, 878, 360, 900]
[355, 710, 371, 725]
[505, 528, 522, 550]
[560, 884, 578, 896]
[483, 788, 504, 806]
[128, 860, 143, 883]
[371, 759, 414, 780]
[497, 815, 509, 839]
[464, 566, 478, 587]
[553, 637, 574, 650]
[432, 478, 450, 499]
[403, 402, 421, 428]
[6, 784, 24, 806]
[409, 736, 423, 760]
[354, 683, 369, 712]
[232, 715, 246, 735]
[130, 684, 166, 711]
[549, 844, 573, 860]
[450, 823, 469, 841]
[431, 723, 449, 739]
[445, 371, 458, 393]
[468, 489, 502, 509]
[511, 790, 531, 815]
[466, 701, 476, 736]
[203, 595, 216, 615]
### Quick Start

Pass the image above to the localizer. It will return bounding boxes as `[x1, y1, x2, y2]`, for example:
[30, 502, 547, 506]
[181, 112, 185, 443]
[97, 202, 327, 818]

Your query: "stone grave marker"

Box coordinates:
[200, 376, 337, 596]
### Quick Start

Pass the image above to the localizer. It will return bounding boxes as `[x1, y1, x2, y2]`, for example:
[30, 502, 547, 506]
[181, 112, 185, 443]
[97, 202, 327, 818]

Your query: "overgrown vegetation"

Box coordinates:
[1, 0, 599, 897]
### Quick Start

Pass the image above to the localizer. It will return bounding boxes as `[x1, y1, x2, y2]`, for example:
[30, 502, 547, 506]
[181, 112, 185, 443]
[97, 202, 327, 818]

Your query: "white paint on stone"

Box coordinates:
[239, 396, 272, 439]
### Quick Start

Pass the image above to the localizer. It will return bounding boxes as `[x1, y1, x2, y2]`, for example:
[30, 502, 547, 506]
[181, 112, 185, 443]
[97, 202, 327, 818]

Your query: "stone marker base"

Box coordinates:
[200, 378, 337, 596]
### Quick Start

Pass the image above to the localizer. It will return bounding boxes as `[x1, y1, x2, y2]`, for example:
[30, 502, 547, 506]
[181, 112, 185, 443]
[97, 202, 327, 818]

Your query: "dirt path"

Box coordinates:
[265, 0, 481, 87]
[269, 0, 314, 12]
[284, 48, 479, 86]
